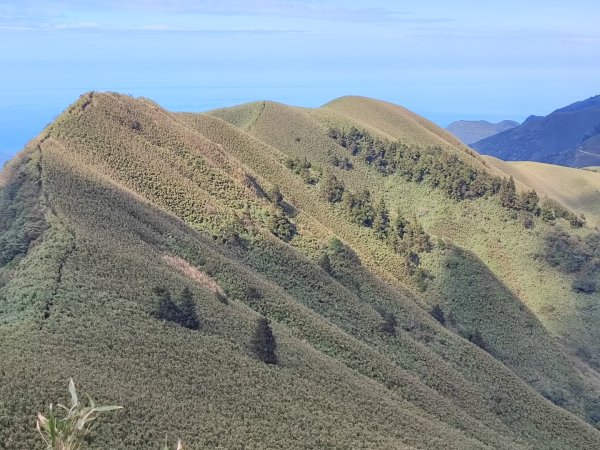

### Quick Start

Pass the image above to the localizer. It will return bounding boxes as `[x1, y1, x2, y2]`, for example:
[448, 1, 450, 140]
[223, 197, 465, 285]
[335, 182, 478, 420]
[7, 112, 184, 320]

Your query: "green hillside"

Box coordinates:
[2, 92, 600, 449]
[484, 157, 600, 227]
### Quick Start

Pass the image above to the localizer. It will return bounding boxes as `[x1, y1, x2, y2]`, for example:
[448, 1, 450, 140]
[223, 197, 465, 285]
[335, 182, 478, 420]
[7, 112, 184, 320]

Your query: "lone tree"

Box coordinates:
[178, 287, 200, 330]
[430, 304, 446, 325]
[379, 310, 398, 336]
[251, 317, 278, 365]
[153, 287, 180, 324]
[318, 252, 333, 274]
[267, 185, 283, 206]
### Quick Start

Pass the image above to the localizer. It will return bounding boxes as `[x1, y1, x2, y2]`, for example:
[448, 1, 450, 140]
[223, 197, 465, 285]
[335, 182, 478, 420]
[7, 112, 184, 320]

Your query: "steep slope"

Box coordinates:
[472, 95, 600, 167]
[2, 92, 600, 449]
[446, 120, 519, 145]
[208, 95, 600, 421]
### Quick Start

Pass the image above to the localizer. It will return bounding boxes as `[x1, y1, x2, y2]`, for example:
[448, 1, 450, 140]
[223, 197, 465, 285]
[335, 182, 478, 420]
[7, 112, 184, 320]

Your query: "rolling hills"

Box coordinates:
[1, 92, 600, 449]
[446, 120, 519, 145]
[472, 95, 600, 167]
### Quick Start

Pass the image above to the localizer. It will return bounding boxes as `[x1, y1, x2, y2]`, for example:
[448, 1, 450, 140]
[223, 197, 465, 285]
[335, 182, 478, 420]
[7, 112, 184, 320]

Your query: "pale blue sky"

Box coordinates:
[1, 0, 599, 164]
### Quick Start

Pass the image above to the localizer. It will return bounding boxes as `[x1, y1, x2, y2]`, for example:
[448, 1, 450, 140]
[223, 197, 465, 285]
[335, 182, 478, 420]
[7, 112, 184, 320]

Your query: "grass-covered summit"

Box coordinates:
[2, 92, 600, 449]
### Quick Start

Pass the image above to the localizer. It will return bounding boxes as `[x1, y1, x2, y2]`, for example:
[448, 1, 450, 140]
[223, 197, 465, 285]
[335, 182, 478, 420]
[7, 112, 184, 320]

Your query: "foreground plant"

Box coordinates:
[162, 438, 185, 449]
[36, 378, 123, 450]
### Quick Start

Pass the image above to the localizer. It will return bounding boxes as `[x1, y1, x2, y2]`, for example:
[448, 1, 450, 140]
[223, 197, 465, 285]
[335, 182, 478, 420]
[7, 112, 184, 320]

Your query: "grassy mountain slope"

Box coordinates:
[1, 92, 600, 448]
[485, 156, 600, 227]
[446, 120, 519, 145]
[472, 95, 600, 167]
[208, 95, 600, 420]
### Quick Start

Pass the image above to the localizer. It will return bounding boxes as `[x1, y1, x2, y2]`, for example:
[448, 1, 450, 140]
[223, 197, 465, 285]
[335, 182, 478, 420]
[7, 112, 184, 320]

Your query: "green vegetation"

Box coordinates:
[327, 125, 503, 201]
[153, 286, 201, 330]
[2, 92, 600, 448]
[326, 126, 586, 229]
[250, 317, 278, 365]
[36, 379, 122, 450]
[0, 151, 47, 267]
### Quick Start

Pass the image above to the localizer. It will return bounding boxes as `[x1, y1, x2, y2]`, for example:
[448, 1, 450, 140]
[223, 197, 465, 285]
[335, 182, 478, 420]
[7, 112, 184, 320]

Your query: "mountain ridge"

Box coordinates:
[2, 91, 600, 449]
[472, 95, 600, 167]
[446, 119, 519, 145]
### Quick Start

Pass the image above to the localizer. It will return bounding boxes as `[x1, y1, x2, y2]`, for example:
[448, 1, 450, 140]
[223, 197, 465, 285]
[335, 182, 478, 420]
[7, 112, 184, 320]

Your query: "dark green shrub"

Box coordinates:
[330, 155, 353, 170]
[153, 287, 200, 330]
[318, 253, 333, 274]
[178, 287, 200, 330]
[572, 278, 597, 294]
[544, 231, 590, 273]
[268, 211, 296, 242]
[267, 185, 283, 206]
[251, 317, 277, 365]
[499, 177, 517, 209]
[468, 330, 490, 353]
[320, 171, 345, 203]
[245, 286, 262, 301]
[372, 199, 390, 239]
[376, 307, 398, 336]
[430, 305, 445, 325]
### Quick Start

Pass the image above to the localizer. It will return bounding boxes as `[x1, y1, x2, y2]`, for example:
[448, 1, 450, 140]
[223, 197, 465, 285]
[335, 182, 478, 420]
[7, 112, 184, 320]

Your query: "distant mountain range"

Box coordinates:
[446, 119, 519, 144]
[471, 95, 600, 167]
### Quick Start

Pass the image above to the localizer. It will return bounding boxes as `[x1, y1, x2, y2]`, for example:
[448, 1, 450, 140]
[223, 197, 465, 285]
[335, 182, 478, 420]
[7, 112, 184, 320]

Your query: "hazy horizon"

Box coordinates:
[2, 0, 599, 165]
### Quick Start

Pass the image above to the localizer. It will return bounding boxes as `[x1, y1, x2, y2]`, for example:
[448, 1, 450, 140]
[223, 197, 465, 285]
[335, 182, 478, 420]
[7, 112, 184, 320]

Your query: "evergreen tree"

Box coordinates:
[430, 304, 446, 325]
[319, 253, 333, 274]
[409, 218, 432, 253]
[320, 171, 345, 203]
[268, 211, 296, 242]
[251, 317, 278, 365]
[499, 177, 517, 209]
[389, 210, 408, 253]
[391, 210, 407, 240]
[153, 286, 200, 330]
[349, 190, 375, 227]
[178, 287, 200, 330]
[380, 311, 398, 336]
[340, 189, 355, 212]
[267, 185, 283, 207]
[519, 190, 540, 214]
[153, 287, 179, 323]
[372, 198, 390, 239]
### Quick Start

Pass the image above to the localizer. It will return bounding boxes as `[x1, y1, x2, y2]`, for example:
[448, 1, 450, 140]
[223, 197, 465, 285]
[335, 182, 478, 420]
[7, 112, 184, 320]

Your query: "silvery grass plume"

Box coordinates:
[36, 378, 123, 450]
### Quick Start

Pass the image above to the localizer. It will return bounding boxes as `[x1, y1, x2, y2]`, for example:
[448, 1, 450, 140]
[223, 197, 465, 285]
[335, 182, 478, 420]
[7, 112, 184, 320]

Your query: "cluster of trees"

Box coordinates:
[284, 157, 321, 185]
[153, 286, 279, 364]
[329, 154, 353, 170]
[328, 126, 500, 201]
[268, 211, 296, 242]
[326, 127, 585, 228]
[153, 286, 200, 330]
[540, 198, 585, 228]
[320, 171, 431, 285]
[544, 230, 599, 294]
[321, 171, 431, 255]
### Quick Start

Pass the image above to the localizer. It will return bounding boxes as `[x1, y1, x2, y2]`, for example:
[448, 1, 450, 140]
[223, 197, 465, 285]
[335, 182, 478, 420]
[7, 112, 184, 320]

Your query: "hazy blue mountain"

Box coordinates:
[472, 95, 600, 167]
[446, 119, 519, 144]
